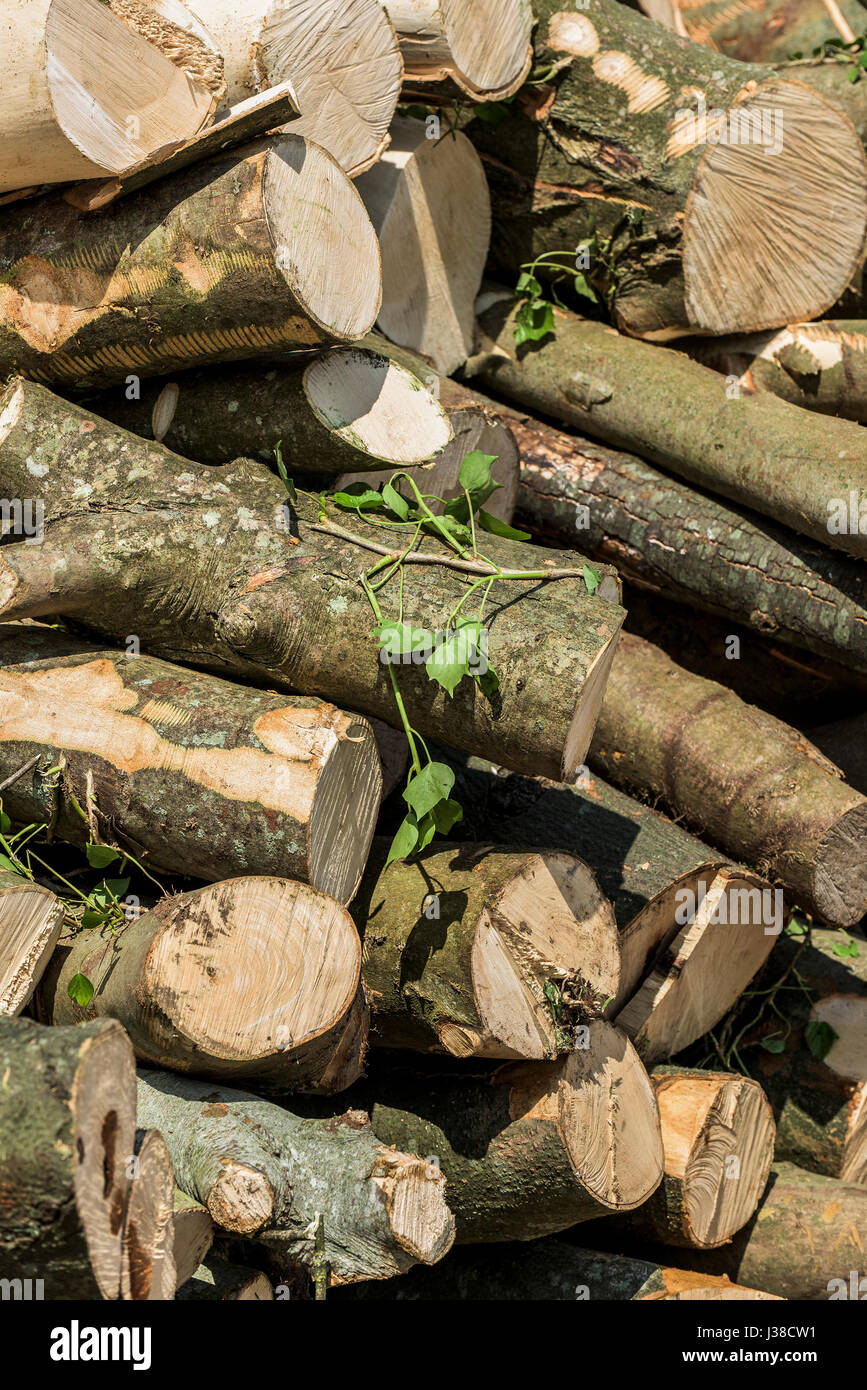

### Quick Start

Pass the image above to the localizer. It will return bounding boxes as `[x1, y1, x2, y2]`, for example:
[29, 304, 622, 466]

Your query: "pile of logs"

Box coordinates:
[0, 0, 865, 1307]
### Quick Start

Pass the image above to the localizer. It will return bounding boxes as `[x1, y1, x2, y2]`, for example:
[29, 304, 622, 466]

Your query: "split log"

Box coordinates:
[471, 296, 867, 560]
[0, 134, 382, 389]
[0, 623, 381, 903]
[177, 1258, 273, 1300]
[336, 1239, 779, 1300]
[0, 1015, 136, 1300]
[0, 870, 66, 1017]
[354, 839, 620, 1059]
[435, 753, 779, 1062]
[462, 0, 867, 339]
[590, 632, 867, 926]
[809, 714, 867, 794]
[355, 118, 491, 375]
[504, 403, 867, 676]
[383, 0, 533, 99]
[136, 1069, 456, 1283]
[39, 877, 367, 1094]
[0, 380, 626, 782]
[186, 0, 403, 176]
[86, 349, 453, 471]
[0, 0, 218, 194]
[173, 1190, 214, 1289]
[638, 0, 863, 63]
[122, 1129, 176, 1301]
[343, 1032, 664, 1242]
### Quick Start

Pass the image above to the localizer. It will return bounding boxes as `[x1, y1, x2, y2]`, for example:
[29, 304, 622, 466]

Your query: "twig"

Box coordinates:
[309, 522, 589, 582]
[0, 754, 41, 794]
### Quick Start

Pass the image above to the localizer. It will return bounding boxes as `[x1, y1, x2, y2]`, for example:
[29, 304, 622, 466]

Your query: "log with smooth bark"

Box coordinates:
[0, 379, 626, 782]
[39, 877, 367, 1094]
[638, 0, 862, 63]
[0, 0, 219, 194]
[355, 118, 491, 375]
[0, 1015, 136, 1300]
[0, 134, 381, 389]
[173, 1190, 214, 1289]
[355, 839, 620, 1059]
[0, 870, 66, 1017]
[590, 632, 867, 926]
[340, 1030, 664, 1242]
[471, 296, 867, 559]
[461, 0, 867, 339]
[383, 0, 533, 99]
[186, 0, 403, 176]
[0, 623, 381, 903]
[136, 1069, 456, 1283]
[505, 404, 867, 675]
[87, 349, 453, 472]
[122, 1129, 176, 1301]
[177, 1258, 273, 1300]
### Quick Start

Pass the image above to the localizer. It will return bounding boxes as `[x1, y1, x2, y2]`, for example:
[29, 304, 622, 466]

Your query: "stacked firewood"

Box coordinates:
[0, 0, 864, 1304]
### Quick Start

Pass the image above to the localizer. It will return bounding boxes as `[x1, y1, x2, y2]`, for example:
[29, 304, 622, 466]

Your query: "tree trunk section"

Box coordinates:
[383, 0, 532, 99]
[0, 869, 65, 1017]
[173, 1189, 214, 1289]
[121, 1128, 177, 1301]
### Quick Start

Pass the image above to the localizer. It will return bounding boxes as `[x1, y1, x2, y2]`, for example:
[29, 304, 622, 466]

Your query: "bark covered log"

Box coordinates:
[383, 0, 532, 99]
[0, 622, 381, 904]
[136, 1069, 456, 1283]
[0, 869, 65, 1017]
[355, 839, 620, 1059]
[590, 633, 867, 925]
[461, 0, 867, 338]
[471, 296, 867, 559]
[0, 134, 382, 388]
[638, 0, 863, 64]
[0, 379, 626, 782]
[38, 877, 368, 1094]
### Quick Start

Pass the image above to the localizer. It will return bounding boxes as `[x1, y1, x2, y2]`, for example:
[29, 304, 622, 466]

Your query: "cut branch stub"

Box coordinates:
[0, 868, 66, 1017]
[383, 0, 533, 99]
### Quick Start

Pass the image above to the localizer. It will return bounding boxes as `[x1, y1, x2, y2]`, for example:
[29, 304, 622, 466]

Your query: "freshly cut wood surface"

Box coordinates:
[384, 0, 533, 98]
[0, 869, 65, 1017]
[121, 1129, 177, 1301]
[173, 1190, 214, 1289]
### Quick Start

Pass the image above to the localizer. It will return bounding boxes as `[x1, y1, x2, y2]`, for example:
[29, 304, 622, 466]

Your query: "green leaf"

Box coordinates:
[514, 299, 555, 346]
[375, 622, 433, 661]
[81, 908, 111, 929]
[415, 810, 437, 853]
[431, 513, 472, 545]
[759, 1035, 786, 1054]
[403, 761, 455, 820]
[85, 843, 119, 869]
[805, 1019, 839, 1061]
[476, 664, 500, 698]
[848, 64, 859, 81]
[333, 486, 386, 512]
[516, 271, 542, 297]
[583, 565, 601, 595]
[833, 939, 859, 958]
[458, 450, 497, 495]
[573, 273, 598, 303]
[785, 917, 808, 938]
[426, 631, 471, 696]
[0, 811, 11, 834]
[432, 798, 463, 834]
[273, 441, 297, 503]
[382, 482, 410, 520]
[67, 973, 94, 1008]
[91, 877, 130, 908]
[0, 853, 22, 875]
[477, 510, 531, 541]
[386, 813, 420, 866]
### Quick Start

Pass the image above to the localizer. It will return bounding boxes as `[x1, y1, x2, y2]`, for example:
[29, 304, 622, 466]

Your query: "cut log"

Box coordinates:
[355, 118, 491, 375]
[354, 839, 620, 1059]
[136, 1069, 456, 1283]
[0, 1015, 136, 1300]
[613, 1069, 776, 1250]
[0, 0, 219, 194]
[590, 632, 867, 926]
[39, 877, 367, 1094]
[336, 1238, 779, 1300]
[383, 0, 533, 99]
[433, 753, 779, 1061]
[0, 869, 66, 1017]
[461, 0, 867, 339]
[343, 1031, 664, 1242]
[0, 134, 381, 388]
[0, 623, 381, 903]
[503, 403, 867, 676]
[173, 1190, 214, 1289]
[186, 0, 403, 176]
[121, 1129, 177, 1301]
[86, 349, 453, 472]
[472, 295, 867, 560]
[0, 380, 626, 782]
[177, 1258, 273, 1300]
[638, 0, 863, 63]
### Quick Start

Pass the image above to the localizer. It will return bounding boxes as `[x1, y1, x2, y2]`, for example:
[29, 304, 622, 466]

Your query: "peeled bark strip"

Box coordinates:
[0, 134, 381, 389]
[88, 348, 453, 471]
[0, 869, 66, 1017]
[383, 0, 533, 99]
[356, 118, 491, 375]
[136, 1069, 456, 1283]
[508, 408, 867, 676]
[351, 1029, 664, 1242]
[0, 623, 381, 903]
[177, 1258, 273, 1300]
[40, 877, 367, 1094]
[463, 0, 867, 338]
[0, 380, 626, 782]
[590, 633, 867, 926]
[0, 1015, 136, 1300]
[639, 0, 863, 63]
[355, 840, 620, 1059]
[472, 298, 867, 560]
[0, 0, 218, 194]
[173, 1189, 214, 1288]
[122, 1129, 177, 1301]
